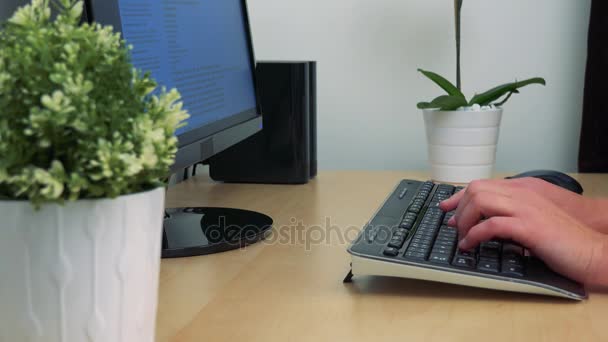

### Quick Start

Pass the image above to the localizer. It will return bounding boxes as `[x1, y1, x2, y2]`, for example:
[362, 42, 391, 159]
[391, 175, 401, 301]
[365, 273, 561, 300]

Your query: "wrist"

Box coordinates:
[583, 198, 608, 233]
[588, 236, 608, 286]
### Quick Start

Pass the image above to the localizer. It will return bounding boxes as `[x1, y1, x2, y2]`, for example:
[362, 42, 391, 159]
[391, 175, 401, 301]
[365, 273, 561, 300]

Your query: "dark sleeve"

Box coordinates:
[579, 0, 608, 172]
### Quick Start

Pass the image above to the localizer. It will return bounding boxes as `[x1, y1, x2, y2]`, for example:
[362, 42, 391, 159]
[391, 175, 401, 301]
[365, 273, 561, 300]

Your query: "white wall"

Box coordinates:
[249, 0, 592, 173]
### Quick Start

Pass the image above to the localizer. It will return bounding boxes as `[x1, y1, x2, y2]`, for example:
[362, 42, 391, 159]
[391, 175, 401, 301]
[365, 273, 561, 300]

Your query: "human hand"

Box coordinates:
[440, 179, 608, 286]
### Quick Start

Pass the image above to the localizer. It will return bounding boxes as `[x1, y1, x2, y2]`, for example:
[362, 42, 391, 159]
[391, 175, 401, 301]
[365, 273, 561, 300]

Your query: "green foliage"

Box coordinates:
[0, 0, 189, 205]
[417, 95, 467, 111]
[468, 78, 546, 106]
[417, 69, 546, 110]
[417, 1, 546, 111]
[417, 69, 465, 99]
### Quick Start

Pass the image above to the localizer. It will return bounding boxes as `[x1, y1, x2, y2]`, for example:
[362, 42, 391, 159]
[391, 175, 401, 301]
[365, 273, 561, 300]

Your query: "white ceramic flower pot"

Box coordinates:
[423, 108, 503, 183]
[0, 188, 165, 342]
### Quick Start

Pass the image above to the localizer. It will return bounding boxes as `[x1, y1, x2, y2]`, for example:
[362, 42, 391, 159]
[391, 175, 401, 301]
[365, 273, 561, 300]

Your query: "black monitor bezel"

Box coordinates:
[84, 0, 262, 148]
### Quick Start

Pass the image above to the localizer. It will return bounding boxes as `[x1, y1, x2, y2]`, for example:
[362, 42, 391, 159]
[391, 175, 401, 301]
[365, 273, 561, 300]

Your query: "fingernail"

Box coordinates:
[458, 238, 468, 249]
[448, 217, 456, 225]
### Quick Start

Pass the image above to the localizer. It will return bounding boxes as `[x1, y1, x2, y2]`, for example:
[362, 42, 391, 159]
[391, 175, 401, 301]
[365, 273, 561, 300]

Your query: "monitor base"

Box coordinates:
[161, 207, 273, 258]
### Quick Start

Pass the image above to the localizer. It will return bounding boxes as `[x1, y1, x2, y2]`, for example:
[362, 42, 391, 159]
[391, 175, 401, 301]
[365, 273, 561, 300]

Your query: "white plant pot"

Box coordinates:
[0, 187, 166, 342]
[423, 108, 503, 183]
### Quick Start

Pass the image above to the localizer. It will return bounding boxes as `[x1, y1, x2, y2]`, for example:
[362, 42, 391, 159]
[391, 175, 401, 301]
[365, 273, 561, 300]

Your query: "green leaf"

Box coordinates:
[469, 77, 546, 106]
[418, 69, 466, 100]
[0, 0, 189, 205]
[417, 95, 468, 111]
[493, 91, 515, 107]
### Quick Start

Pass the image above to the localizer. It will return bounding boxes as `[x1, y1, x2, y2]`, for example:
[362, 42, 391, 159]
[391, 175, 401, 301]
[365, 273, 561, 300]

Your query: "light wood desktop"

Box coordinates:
[159, 171, 608, 342]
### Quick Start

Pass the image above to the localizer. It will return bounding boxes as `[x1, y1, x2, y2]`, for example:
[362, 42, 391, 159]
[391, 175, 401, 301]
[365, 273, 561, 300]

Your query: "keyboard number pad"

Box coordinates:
[429, 226, 458, 265]
[477, 241, 502, 273]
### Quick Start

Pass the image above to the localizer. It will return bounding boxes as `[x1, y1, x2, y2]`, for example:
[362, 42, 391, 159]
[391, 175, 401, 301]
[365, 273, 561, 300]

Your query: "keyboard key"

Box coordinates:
[435, 237, 456, 245]
[479, 256, 499, 264]
[503, 243, 524, 257]
[432, 244, 454, 253]
[434, 240, 455, 248]
[409, 242, 430, 250]
[383, 247, 399, 257]
[439, 225, 458, 235]
[477, 261, 500, 273]
[403, 216, 416, 223]
[393, 234, 407, 242]
[417, 228, 437, 235]
[429, 201, 441, 208]
[388, 238, 405, 249]
[480, 246, 500, 259]
[502, 264, 525, 277]
[437, 184, 455, 192]
[404, 212, 417, 219]
[502, 243, 525, 269]
[502, 255, 523, 267]
[412, 235, 434, 241]
[427, 207, 443, 214]
[393, 230, 407, 238]
[433, 195, 450, 202]
[404, 251, 427, 260]
[412, 239, 434, 247]
[394, 228, 409, 235]
[457, 250, 477, 259]
[416, 232, 437, 239]
[407, 247, 429, 254]
[429, 254, 451, 265]
[431, 248, 453, 255]
[443, 212, 455, 226]
[435, 232, 455, 239]
[415, 193, 427, 200]
[399, 223, 413, 230]
[419, 221, 439, 228]
[483, 240, 502, 249]
[436, 234, 457, 243]
[453, 256, 476, 269]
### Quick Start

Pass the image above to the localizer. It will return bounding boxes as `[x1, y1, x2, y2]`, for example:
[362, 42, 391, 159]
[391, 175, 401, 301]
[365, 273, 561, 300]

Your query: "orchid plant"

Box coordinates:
[417, 0, 546, 111]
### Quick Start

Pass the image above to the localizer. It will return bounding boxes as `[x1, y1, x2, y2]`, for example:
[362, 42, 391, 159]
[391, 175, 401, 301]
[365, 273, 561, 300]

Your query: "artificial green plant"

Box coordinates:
[0, 0, 189, 205]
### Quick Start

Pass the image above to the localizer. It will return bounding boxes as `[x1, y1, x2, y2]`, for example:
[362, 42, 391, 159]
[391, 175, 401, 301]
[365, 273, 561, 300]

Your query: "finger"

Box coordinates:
[441, 179, 520, 215]
[448, 216, 456, 226]
[440, 188, 465, 212]
[452, 179, 516, 225]
[459, 216, 531, 250]
[455, 191, 516, 237]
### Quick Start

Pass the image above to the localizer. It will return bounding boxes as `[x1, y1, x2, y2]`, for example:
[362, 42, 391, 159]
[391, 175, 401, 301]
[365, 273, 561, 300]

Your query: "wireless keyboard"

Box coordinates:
[345, 179, 587, 300]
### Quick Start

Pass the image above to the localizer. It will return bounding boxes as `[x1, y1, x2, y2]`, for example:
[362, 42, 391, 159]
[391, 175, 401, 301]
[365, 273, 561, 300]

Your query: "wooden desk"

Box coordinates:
[158, 171, 608, 342]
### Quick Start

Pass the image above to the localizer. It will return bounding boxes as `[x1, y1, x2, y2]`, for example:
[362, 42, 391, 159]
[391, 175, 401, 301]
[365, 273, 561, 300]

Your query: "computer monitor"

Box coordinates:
[85, 0, 273, 258]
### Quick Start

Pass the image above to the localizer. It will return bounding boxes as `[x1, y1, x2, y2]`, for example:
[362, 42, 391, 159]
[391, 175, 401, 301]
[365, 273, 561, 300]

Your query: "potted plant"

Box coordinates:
[417, 0, 545, 183]
[0, 0, 188, 341]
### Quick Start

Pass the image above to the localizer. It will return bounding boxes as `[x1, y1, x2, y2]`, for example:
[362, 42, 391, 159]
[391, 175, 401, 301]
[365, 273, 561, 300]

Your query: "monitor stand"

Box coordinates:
[161, 207, 273, 258]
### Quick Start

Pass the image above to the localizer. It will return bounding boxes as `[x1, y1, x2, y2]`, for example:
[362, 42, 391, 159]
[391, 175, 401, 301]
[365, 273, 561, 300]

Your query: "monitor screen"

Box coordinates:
[99, 0, 259, 146]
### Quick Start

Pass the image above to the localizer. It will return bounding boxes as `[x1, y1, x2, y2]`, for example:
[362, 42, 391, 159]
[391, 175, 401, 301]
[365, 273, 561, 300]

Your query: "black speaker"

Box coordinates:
[208, 61, 317, 184]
